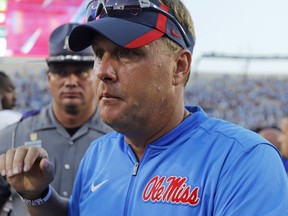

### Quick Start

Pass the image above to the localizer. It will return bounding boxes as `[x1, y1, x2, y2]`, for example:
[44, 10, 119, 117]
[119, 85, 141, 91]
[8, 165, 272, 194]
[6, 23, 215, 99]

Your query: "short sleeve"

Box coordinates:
[214, 144, 288, 215]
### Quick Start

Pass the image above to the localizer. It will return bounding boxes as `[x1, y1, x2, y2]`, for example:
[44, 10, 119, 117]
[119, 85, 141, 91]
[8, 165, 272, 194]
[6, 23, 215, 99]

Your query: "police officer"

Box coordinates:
[0, 23, 111, 215]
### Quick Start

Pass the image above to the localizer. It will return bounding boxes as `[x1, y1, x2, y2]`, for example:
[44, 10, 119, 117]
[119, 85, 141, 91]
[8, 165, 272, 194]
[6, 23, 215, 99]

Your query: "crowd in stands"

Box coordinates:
[185, 74, 288, 129]
[10, 70, 288, 130]
[12, 69, 51, 113]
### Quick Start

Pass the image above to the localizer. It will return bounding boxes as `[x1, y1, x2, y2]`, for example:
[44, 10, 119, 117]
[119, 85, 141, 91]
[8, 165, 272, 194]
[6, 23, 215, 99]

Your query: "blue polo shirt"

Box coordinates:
[69, 106, 288, 215]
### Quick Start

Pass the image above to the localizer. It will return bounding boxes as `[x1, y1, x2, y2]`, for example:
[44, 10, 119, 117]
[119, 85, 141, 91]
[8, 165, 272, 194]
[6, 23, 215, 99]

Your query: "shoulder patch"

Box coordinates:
[21, 109, 41, 121]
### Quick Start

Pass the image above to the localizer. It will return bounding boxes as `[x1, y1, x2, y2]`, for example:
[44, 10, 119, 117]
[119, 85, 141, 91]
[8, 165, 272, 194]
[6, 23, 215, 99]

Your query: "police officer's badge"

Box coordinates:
[30, 132, 37, 141]
[24, 132, 42, 147]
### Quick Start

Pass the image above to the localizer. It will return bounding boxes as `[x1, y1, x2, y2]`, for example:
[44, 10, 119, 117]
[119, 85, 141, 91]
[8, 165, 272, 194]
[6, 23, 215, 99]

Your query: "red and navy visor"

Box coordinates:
[69, 0, 195, 53]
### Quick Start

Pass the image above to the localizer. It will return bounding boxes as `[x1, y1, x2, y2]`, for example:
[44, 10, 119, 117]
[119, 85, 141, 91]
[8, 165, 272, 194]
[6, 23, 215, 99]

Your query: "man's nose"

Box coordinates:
[64, 73, 79, 86]
[96, 54, 117, 83]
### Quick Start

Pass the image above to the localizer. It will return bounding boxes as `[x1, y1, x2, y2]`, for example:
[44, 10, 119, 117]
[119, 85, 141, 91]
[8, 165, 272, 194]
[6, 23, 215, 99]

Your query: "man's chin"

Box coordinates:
[64, 104, 80, 115]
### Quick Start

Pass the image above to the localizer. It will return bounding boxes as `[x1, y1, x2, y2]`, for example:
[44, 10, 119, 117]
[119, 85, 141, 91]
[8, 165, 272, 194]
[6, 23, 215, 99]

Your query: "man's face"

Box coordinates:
[47, 62, 96, 115]
[1, 78, 17, 110]
[279, 118, 288, 158]
[93, 35, 184, 134]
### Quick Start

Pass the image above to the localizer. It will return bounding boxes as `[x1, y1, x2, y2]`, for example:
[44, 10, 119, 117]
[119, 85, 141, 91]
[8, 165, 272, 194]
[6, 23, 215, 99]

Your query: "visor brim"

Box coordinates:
[69, 17, 164, 52]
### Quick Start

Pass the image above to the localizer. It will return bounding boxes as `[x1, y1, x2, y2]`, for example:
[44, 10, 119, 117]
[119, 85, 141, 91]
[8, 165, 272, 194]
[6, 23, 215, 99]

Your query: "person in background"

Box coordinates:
[0, 71, 17, 111]
[256, 126, 288, 174]
[0, 71, 22, 212]
[0, 0, 288, 215]
[0, 23, 111, 216]
[0, 71, 22, 130]
[278, 116, 288, 174]
[255, 126, 281, 150]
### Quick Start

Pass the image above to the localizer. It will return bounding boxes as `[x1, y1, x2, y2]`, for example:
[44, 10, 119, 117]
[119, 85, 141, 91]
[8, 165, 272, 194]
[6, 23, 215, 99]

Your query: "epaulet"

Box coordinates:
[20, 109, 41, 121]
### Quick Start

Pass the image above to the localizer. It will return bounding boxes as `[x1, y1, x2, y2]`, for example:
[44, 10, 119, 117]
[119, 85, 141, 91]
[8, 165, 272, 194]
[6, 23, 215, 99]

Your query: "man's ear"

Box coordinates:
[47, 71, 51, 81]
[47, 71, 52, 88]
[173, 49, 192, 86]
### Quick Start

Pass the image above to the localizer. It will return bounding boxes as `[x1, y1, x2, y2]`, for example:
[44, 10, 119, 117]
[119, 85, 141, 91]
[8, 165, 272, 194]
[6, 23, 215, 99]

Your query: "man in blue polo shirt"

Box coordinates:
[1, 0, 288, 215]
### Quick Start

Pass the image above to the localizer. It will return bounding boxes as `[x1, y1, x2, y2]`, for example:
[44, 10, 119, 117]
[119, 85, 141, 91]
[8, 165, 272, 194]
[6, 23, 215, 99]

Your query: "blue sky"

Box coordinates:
[182, 0, 288, 74]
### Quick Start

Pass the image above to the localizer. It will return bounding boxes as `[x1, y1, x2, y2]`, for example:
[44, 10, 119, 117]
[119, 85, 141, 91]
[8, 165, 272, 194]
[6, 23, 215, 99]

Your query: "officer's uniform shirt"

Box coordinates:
[0, 104, 111, 215]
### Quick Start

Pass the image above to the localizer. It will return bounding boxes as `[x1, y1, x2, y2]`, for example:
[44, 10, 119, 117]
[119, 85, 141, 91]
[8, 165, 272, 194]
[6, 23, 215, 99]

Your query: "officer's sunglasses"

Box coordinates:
[85, 0, 192, 48]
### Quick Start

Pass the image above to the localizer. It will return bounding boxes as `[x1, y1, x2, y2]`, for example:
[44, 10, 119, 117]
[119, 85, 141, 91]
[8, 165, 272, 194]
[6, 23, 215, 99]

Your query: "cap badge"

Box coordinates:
[63, 36, 71, 51]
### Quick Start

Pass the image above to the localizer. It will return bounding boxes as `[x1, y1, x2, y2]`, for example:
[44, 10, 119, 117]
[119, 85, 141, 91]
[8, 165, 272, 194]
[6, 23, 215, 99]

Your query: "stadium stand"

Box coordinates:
[4, 65, 288, 130]
[185, 74, 288, 129]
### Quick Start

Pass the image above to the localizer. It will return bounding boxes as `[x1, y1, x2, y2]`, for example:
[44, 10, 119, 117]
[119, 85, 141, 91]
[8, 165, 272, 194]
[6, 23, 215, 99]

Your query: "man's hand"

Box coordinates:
[0, 146, 54, 199]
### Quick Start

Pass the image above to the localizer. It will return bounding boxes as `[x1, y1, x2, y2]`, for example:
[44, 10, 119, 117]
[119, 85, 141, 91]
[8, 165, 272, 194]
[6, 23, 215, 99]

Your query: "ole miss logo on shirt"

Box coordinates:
[142, 176, 200, 206]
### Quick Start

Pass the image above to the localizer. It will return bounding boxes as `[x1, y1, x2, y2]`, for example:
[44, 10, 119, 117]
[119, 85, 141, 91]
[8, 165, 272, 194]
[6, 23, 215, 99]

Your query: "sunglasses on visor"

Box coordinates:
[86, 0, 192, 49]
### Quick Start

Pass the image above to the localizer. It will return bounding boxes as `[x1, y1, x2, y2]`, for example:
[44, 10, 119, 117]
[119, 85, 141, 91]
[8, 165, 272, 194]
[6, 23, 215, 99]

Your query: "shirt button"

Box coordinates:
[64, 164, 70, 170]
[62, 191, 68, 197]
[69, 141, 74, 145]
